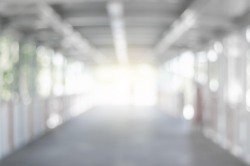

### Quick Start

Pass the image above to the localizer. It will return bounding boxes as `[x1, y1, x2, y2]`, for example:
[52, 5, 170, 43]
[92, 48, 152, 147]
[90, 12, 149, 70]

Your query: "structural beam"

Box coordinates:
[39, 3, 103, 60]
[107, 1, 128, 64]
[2, 0, 170, 5]
[154, 0, 213, 56]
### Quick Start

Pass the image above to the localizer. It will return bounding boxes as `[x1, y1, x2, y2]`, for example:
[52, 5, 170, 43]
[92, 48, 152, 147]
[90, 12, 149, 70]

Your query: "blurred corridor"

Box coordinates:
[1, 0, 250, 165]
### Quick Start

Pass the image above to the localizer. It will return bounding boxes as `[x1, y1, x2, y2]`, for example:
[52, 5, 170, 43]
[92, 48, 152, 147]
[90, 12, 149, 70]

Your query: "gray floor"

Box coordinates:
[0, 107, 248, 166]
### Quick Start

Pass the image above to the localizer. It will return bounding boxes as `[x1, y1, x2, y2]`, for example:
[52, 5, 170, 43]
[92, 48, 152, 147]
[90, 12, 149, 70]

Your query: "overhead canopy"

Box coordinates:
[0, 0, 249, 64]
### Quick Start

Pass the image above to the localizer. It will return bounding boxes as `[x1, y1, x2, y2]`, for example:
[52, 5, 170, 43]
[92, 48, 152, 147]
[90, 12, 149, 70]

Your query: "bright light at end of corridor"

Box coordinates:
[183, 105, 194, 120]
[94, 64, 157, 106]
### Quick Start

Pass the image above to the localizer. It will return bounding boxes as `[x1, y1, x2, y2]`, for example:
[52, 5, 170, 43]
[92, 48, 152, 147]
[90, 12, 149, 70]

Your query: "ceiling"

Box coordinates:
[0, 0, 250, 64]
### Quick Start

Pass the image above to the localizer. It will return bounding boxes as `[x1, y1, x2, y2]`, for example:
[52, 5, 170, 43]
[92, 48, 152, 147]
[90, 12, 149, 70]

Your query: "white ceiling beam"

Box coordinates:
[65, 17, 109, 27]
[1, 0, 173, 5]
[1, 0, 103, 5]
[107, 1, 128, 64]
[39, 3, 103, 60]
[155, 0, 214, 55]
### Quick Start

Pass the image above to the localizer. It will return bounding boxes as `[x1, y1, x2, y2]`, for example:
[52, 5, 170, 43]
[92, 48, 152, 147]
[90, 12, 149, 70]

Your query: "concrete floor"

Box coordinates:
[0, 107, 248, 166]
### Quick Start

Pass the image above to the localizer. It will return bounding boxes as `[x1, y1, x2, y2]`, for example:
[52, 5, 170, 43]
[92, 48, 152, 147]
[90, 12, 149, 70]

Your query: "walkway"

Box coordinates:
[0, 107, 248, 166]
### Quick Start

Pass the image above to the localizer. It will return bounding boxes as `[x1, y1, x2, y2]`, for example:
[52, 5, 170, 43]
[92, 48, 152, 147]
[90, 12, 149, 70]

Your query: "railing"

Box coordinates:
[0, 93, 94, 160]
